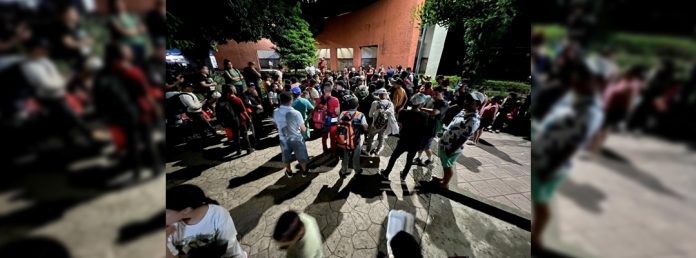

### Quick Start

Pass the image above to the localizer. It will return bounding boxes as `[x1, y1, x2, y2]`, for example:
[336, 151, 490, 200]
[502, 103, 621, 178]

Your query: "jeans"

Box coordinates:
[340, 141, 362, 174]
[364, 127, 386, 154]
[382, 141, 418, 179]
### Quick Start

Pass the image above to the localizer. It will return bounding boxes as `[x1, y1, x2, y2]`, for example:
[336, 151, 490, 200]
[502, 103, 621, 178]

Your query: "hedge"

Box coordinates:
[533, 24, 696, 59]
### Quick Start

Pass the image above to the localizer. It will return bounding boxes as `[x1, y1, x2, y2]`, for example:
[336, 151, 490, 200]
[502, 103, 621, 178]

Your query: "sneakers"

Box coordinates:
[465, 140, 476, 145]
[285, 169, 294, 178]
[247, 148, 255, 154]
[494, 129, 500, 133]
[301, 169, 310, 178]
[423, 159, 433, 166]
[413, 157, 422, 165]
[370, 150, 378, 157]
[339, 170, 350, 178]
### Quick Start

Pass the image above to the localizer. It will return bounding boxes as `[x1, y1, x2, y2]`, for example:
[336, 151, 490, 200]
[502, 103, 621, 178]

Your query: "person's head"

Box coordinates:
[273, 211, 305, 249]
[279, 91, 293, 106]
[26, 37, 51, 58]
[104, 42, 132, 66]
[199, 65, 209, 75]
[224, 59, 233, 69]
[410, 93, 427, 109]
[393, 78, 404, 88]
[290, 77, 298, 84]
[374, 88, 388, 100]
[248, 61, 255, 67]
[322, 83, 333, 94]
[406, 67, 412, 72]
[248, 85, 258, 95]
[181, 82, 194, 93]
[390, 231, 423, 258]
[335, 80, 346, 90]
[344, 95, 359, 110]
[436, 75, 445, 84]
[442, 78, 450, 87]
[464, 92, 486, 111]
[397, 64, 402, 70]
[400, 71, 409, 80]
[424, 81, 432, 89]
[60, 5, 80, 27]
[433, 86, 445, 100]
[531, 31, 545, 49]
[493, 96, 504, 104]
[166, 184, 219, 224]
[291, 86, 302, 98]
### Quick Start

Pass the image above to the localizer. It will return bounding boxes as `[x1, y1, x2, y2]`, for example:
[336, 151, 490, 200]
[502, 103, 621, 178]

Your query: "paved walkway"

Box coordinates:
[166, 126, 531, 258]
[544, 133, 696, 258]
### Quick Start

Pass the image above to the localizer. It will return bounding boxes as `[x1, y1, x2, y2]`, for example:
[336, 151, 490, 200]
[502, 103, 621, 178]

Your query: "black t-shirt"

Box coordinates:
[243, 67, 260, 84]
[50, 23, 84, 62]
[192, 73, 213, 93]
[145, 10, 166, 40]
[397, 109, 429, 148]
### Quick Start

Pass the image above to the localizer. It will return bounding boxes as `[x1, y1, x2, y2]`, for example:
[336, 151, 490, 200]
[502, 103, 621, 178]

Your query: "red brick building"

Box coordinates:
[214, 0, 425, 71]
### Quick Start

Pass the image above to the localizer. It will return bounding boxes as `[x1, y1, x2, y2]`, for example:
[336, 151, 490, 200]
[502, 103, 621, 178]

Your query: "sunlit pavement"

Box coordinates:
[546, 133, 696, 258]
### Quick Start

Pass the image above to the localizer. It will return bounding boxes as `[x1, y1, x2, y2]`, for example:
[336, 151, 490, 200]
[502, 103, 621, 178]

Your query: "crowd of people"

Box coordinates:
[530, 23, 696, 253]
[165, 58, 531, 188]
[2, 0, 166, 179]
[164, 58, 530, 257]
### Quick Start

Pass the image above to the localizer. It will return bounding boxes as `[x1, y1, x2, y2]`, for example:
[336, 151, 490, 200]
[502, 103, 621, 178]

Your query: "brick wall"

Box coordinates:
[214, 0, 425, 71]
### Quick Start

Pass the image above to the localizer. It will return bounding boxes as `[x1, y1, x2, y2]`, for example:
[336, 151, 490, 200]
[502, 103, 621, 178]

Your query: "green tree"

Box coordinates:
[418, 0, 518, 81]
[273, 3, 318, 72]
[167, 0, 297, 65]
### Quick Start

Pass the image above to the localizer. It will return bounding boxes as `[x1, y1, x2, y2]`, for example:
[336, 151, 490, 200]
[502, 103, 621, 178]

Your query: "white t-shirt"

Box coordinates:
[168, 204, 245, 258]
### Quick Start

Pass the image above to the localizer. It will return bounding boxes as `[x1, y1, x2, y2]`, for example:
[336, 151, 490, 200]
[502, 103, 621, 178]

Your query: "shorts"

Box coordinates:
[438, 147, 461, 168]
[280, 139, 309, 164]
[531, 169, 568, 204]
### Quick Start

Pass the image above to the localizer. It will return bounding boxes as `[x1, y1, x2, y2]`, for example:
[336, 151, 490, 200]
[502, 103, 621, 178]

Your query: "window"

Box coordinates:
[337, 48, 354, 70]
[257, 50, 281, 69]
[317, 48, 331, 70]
[360, 46, 378, 69]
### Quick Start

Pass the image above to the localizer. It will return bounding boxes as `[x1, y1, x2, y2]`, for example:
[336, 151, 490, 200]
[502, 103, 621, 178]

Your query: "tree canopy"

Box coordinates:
[166, 0, 298, 65]
[419, 0, 519, 79]
[273, 3, 318, 71]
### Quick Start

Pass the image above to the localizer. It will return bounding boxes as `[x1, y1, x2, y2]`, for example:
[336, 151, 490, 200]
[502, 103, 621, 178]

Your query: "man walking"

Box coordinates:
[274, 92, 310, 178]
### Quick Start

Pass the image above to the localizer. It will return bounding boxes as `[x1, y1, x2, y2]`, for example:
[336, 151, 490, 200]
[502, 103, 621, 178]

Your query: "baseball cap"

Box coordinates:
[291, 87, 302, 95]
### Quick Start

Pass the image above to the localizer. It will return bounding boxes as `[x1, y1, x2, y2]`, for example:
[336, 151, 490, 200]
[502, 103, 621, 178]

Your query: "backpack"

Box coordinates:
[165, 93, 187, 117]
[336, 111, 362, 150]
[313, 96, 329, 130]
[371, 102, 390, 130]
[215, 100, 239, 128]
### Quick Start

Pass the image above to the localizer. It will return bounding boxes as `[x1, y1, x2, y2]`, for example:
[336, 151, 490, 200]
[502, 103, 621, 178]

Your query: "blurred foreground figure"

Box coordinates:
[531, 59, 604, 251]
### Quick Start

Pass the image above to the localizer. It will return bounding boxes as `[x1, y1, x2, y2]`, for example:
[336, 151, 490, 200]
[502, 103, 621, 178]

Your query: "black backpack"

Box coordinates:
[215, 100, 240, 128]
[165, 93, 188, 118]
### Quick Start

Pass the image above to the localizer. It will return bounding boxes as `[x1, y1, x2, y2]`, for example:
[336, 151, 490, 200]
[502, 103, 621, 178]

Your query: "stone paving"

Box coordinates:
[166, 125, 531, 258]
[544, 133, 696, 258]
[433, 132, 532, 218]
